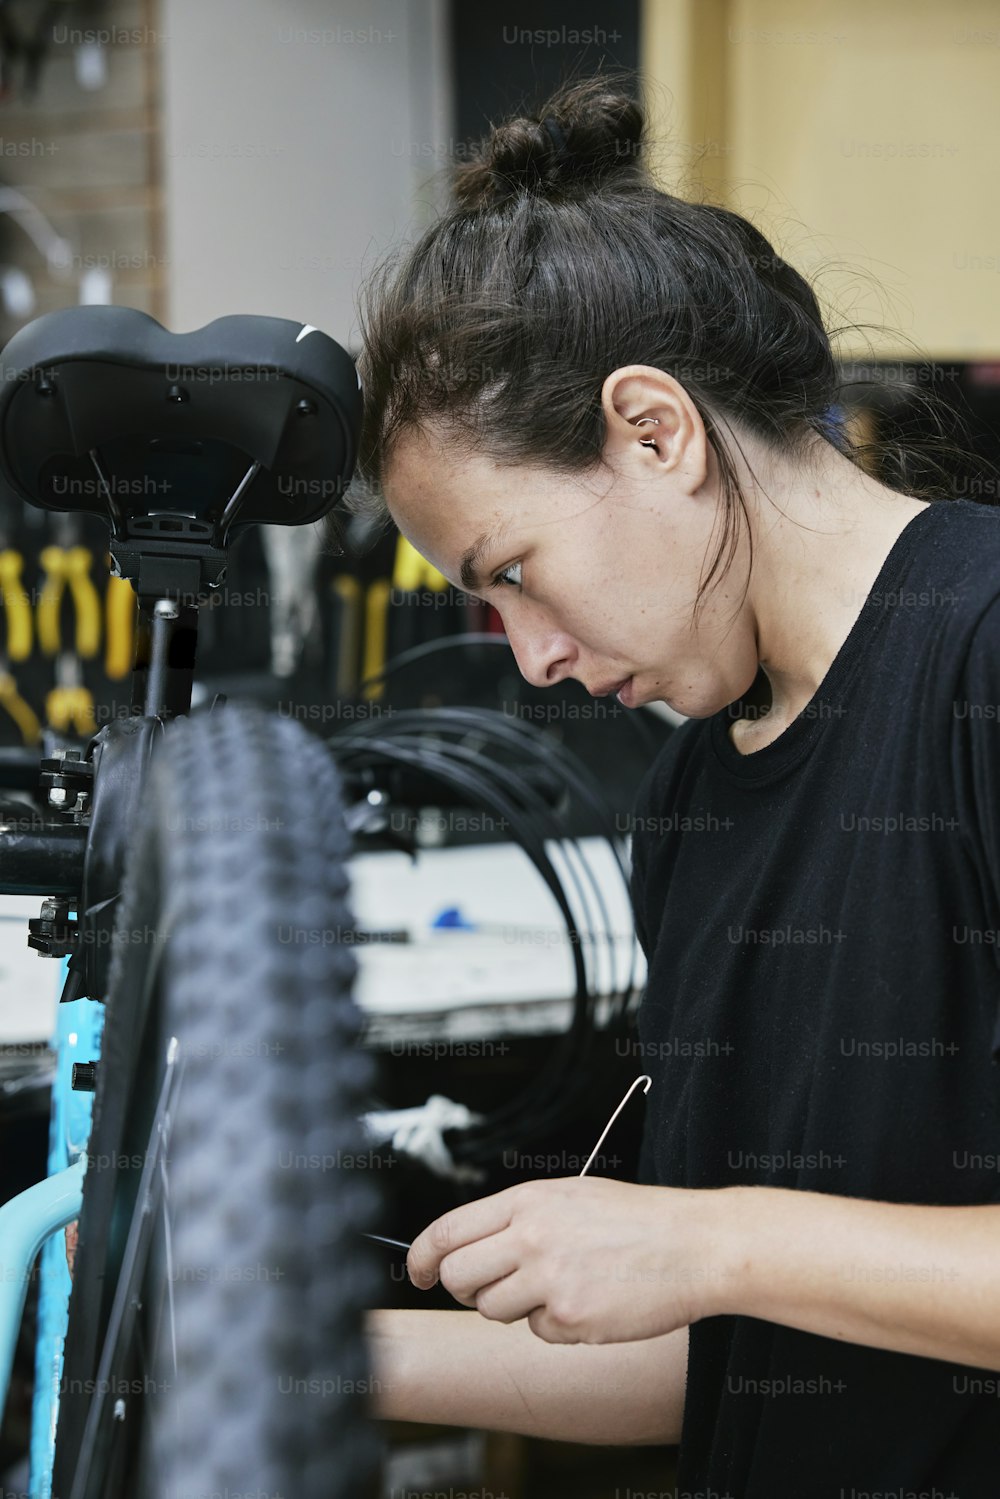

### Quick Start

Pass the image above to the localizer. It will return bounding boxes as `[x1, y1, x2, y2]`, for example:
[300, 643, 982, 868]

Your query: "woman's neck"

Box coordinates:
[731, 438, 931, 739]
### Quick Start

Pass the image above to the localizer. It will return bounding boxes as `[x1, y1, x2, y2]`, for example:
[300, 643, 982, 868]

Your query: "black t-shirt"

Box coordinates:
[628, 497, 1000, 1498]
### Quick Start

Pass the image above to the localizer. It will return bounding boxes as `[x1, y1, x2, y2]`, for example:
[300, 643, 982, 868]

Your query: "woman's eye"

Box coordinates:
[490, 561, 522, 589]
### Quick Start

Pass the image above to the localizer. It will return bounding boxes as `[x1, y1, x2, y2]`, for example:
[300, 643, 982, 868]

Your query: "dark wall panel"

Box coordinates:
[450, 0, 640, 144]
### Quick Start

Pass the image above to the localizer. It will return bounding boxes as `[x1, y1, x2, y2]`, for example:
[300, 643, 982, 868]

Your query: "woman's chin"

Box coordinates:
[651, 683, 732, 721]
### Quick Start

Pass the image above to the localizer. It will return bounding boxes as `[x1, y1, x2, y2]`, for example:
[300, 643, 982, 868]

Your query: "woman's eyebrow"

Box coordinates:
[459, 520, 509, 590]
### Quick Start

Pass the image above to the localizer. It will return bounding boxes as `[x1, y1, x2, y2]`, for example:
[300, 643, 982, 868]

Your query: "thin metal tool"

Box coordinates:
[365, 1233, 411, 1254]
[578, 1074, 651, 1177]
[363, 1074, 653, 1255]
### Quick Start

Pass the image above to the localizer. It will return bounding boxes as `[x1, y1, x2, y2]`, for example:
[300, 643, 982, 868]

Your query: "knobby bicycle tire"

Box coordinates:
[51, 701, 384, 1499]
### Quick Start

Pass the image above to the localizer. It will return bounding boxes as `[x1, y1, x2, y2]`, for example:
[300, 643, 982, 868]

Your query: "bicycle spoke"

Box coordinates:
[69, 1040, 183, 1499]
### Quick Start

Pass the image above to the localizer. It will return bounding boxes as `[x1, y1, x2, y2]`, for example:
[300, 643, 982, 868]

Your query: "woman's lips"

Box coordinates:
[588, 675, 637, 705]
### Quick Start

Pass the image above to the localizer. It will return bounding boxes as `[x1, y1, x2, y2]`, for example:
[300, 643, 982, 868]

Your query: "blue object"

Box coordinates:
[29, 968, 104, 1499]
[0, 1157, 85, 1479]
[430, 905, 478, 931]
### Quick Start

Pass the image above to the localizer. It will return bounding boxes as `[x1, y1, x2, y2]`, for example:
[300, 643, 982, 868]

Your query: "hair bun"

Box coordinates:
[454, 75, 645, 210]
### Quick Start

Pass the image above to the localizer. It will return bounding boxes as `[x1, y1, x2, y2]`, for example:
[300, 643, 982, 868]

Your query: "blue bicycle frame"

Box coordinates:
[0, 953, 103, 1498]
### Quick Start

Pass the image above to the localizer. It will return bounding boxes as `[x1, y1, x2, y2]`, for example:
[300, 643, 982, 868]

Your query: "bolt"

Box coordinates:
[71, 1061, 97, 1092]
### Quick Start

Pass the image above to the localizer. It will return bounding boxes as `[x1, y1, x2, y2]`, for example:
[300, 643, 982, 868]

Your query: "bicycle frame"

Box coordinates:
[0, 1160, 84, 1430]
[28, 981, 104, 1499]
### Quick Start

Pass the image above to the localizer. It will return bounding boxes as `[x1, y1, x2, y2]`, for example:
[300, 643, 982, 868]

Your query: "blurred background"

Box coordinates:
[0, 1, 997, 1495]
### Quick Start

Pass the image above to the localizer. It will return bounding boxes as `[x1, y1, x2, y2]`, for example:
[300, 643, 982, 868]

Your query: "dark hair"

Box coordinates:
[351, 72, 986, 618]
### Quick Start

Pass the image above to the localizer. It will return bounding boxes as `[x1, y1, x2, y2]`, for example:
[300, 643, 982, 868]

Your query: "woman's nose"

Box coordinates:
[502, 616, 576, 689]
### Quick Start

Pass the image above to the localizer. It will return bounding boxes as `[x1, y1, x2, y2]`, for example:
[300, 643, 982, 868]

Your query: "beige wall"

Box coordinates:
[641, 0, 1000, 359]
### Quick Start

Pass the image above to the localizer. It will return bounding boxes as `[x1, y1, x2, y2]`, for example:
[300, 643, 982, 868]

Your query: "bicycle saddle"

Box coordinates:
[0, 306, 362, 595]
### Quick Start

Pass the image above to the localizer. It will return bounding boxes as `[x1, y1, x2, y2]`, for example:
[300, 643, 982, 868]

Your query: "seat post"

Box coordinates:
[130, 597, 199, 719]
[108, 523, 218, 721]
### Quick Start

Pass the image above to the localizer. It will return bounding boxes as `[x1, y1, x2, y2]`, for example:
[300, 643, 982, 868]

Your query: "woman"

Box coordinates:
[357, 75, 1000, 1497]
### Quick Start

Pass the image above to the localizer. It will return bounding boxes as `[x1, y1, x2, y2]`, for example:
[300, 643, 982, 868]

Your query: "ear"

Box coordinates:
[600, 364, 708, 491]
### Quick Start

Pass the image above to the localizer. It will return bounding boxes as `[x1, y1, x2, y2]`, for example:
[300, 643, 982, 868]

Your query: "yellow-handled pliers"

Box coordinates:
[37, 545, 101, 659]
[330, 573, 362, 699]
[362, 579, 391, 702]
[0, 671, 40, 744]
[45, 685, 97, 737]
[0, 550, 33, 662]
[104, 567, 136, 681]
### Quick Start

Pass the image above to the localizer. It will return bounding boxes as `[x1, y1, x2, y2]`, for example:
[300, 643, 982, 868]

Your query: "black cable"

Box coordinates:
[329, 707, 646, 1162]
[335, 707, 631, 1023]
[342, 705, 641, 1029]
[332, 731, 601, 1155]
[350, 706, 640, 1020]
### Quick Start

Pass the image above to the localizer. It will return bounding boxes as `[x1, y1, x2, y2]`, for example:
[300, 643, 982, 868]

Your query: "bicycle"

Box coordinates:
[0, 304, 387, 1499]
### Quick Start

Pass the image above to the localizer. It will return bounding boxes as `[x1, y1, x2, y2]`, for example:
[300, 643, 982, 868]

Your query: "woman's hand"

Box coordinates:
[406, 1175, 729, 1344]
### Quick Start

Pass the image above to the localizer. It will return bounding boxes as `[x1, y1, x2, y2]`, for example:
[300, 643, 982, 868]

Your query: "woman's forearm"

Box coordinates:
[710, 1188, 1000, 1370]
[366, 1308, 688, 1446]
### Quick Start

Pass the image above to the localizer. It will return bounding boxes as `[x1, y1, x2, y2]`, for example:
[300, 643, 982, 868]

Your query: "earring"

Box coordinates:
[636, 417, 659, 448]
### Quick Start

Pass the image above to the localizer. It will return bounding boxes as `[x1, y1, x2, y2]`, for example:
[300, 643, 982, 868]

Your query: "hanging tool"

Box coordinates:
[44, 677, 96, 736]
[362, 578, 391, 703]
[0, 669, 39, 742]
[37, 543, 101, 659]
[37, 518, 101, 737]
[330, 572, 362, 700]
[104, 560, 136, 681]
[0, 546, 32, 662]
[259, 523, 324, 678]
[0, 497, 39, 743]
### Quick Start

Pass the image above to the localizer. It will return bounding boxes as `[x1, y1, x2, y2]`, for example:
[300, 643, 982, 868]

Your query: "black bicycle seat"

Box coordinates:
[0, 304, 361, 541]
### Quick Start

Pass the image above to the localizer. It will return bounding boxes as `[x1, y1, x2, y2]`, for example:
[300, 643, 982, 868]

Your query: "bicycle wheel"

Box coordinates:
[51, 701, 384, 1499]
